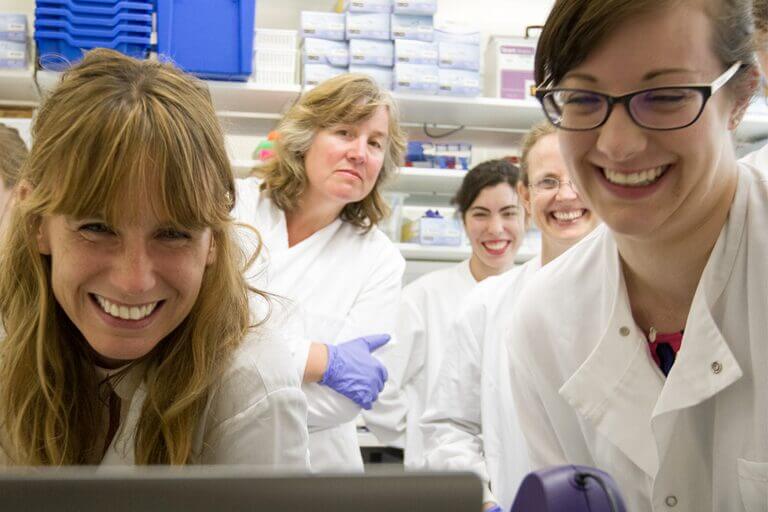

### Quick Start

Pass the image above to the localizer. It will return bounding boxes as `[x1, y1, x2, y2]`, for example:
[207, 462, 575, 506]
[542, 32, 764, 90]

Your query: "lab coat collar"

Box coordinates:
[559, 171, 748, 478]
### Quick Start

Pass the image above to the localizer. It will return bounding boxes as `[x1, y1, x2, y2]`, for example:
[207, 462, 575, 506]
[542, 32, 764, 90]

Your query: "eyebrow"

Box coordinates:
[469, 205, 520, 212]
[562, 67, 697, 85]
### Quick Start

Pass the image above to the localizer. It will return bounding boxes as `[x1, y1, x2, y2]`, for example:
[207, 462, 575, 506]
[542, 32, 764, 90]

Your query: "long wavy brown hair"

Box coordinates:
[0, 49, 260, 465]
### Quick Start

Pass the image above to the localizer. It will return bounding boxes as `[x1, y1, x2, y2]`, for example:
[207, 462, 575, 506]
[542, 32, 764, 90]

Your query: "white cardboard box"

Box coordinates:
[484, 35, 538, 101]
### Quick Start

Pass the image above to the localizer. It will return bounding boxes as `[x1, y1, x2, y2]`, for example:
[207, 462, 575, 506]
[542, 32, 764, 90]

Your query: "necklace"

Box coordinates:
[648, 326, 657, 343]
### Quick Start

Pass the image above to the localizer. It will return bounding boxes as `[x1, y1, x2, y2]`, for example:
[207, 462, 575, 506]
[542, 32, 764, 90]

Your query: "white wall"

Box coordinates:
[0, 0, 33, 19]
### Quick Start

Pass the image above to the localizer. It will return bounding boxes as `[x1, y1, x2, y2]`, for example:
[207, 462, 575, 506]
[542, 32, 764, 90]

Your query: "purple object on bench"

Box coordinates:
[511, 465, 627, 512]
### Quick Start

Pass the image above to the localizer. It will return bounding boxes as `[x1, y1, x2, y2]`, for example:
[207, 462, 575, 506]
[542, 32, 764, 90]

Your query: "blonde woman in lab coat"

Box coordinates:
[421, 121, 600, 512]
[363, 159, 526, 468]
[507, 0, 768, 510]
[0, 50, 309, 467]
[233, 74, 407, 472]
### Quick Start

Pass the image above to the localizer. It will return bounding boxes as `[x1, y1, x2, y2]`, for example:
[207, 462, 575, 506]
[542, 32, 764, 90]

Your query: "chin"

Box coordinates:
[88, 337, 159, 365]
[600, 212, 661, 238]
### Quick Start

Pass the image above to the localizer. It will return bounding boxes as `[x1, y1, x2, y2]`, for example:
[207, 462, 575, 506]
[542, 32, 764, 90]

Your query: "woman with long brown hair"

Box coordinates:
[0, 49, 309, 467]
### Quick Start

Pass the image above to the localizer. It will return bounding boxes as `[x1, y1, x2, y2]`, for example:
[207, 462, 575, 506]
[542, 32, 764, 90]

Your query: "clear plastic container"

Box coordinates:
[381, 192, 409, 242]
[254, 28, 298, 50]
[251, 48, 298, 85]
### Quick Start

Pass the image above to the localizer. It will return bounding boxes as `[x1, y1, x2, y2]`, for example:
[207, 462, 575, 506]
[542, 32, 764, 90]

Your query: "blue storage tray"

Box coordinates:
[156, 0, 255, 81]
[35, 7, 153, 27]
[35, 19, 152, 37]
[35, 1, 153, 15]
[39, 0, 146, 4]
[36, 29, 150, 48]
[36, 31, 150, 70]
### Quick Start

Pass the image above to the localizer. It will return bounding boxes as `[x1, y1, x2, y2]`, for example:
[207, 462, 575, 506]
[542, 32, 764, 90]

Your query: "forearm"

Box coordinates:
[303, 342, 329, 383]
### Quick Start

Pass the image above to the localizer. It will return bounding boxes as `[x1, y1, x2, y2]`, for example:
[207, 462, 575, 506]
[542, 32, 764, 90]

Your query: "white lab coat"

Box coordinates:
[740, 142, 768, 169]
[0, 327, 311, 468]
[232, 178, 405, 472]
[507, 164, 768, 512]
[421, 257, 540, 510]
[363, 259, 477, 468]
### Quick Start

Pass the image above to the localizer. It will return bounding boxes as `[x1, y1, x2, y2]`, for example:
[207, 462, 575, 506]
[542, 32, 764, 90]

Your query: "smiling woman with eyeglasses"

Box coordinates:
[505, 0, 768, 510]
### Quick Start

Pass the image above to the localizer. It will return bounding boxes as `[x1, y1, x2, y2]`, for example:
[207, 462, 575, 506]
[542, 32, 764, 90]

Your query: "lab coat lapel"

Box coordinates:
[267, 213, 343, 303]
[652, 296, 742, 418]
[653, 169, 747, 418]
[559, 235, 662, 478]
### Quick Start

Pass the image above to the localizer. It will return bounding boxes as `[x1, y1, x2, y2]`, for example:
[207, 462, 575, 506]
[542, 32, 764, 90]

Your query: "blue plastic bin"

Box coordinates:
[35, 7, 153, 27]
[156, 0, 255, 81]
[36, 29, 150, 70]
[35, 19, 152, 37]
[36, 1, 153, 15]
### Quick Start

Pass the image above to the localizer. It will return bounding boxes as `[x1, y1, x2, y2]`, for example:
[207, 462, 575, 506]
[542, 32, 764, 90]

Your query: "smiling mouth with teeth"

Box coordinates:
[552, 209, 586, 222]
[93, 294, 160, 321]
[602, 165, 668, 187]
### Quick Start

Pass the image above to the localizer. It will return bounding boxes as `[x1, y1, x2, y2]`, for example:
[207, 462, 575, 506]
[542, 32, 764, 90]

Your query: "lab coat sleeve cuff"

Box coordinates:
[483, 483, 498, 507]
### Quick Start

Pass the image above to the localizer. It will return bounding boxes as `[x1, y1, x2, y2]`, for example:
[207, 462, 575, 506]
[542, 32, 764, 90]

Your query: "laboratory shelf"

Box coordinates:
[386, 167, 467, 195]
[0, 67, 39, 108]
[397, 242, 537, 264]
[206, 83, 546, 133]
[5, 74, 768, 141]
[205, 83, 768, 140]
[207, 81, 301, 118]
[230, 161, 467, 194]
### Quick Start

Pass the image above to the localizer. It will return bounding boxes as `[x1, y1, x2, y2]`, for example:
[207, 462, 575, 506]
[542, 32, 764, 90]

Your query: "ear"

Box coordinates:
[517, 181, 531, 215]
[728, 66, 760, 131]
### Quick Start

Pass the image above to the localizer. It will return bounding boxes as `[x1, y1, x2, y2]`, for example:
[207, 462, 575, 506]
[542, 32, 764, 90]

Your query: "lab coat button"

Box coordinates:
[665, 495, 678, 507]
[619, 326, 631, 336]
[711, 361, 722, 374]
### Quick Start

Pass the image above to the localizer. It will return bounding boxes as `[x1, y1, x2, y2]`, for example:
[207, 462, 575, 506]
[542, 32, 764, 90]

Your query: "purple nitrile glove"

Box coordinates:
[319, 334, 390, 410]
[485, 505, 503, 512]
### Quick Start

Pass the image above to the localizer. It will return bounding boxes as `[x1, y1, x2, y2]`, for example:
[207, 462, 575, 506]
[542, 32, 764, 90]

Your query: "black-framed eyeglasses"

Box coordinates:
[534, 61, 742, 131]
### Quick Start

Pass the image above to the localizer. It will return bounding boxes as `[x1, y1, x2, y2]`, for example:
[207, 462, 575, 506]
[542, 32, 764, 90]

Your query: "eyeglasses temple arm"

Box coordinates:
[711, 61, 742, 93]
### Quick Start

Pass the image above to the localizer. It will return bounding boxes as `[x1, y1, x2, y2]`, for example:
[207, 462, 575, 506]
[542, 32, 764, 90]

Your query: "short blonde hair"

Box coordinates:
[519, 121, 556, 186]
[0, 123, 27, 189]
[260, 74, 407, 231]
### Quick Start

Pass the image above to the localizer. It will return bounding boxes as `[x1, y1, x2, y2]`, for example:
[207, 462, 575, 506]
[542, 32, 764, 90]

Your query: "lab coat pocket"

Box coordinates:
[737, 458, 768, 512]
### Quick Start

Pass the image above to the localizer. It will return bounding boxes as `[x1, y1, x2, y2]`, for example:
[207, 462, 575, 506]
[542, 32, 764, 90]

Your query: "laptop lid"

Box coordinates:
[0, 467, 482, 512]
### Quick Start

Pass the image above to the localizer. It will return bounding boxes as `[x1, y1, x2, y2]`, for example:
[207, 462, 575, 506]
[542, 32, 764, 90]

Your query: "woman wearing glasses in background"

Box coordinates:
[421, 122, 599, 512]
[506, 0, 768, 510]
